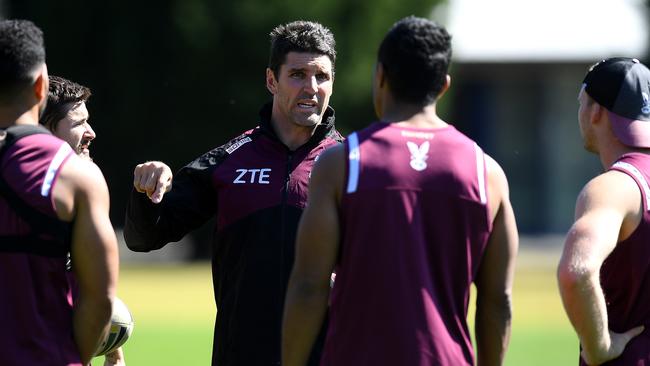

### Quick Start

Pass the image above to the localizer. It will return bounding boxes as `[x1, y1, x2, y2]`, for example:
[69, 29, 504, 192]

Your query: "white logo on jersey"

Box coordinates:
[233, 168, 271, 184]
[226, 137, 252, 154]
[407, 141, 429, 171]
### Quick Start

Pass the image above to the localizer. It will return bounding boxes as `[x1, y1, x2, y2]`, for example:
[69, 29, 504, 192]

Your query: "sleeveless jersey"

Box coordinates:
[0, 132, 78, 366]
[592, 152, 650, 365]
[321, 122, 492, 366]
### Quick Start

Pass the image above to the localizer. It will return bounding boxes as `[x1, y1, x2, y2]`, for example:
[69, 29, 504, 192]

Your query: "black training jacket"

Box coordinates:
[124, 102, 343, 365]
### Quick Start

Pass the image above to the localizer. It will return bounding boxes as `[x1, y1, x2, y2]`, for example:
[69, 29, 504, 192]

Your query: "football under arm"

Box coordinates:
[474, 155, 518, 366]
[65, 160, 119, 364]
[282, 146, 344, 366]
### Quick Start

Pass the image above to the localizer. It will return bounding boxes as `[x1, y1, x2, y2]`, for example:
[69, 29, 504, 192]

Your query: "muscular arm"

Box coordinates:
[558, 171, 644, 365]
[124, 157, 217, 252]
[54, 158, 119, 364]
[474, 155, 518, 366]
[282, 146, 344, 366]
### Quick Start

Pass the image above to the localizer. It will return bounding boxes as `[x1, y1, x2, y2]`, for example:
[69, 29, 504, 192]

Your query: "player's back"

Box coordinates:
[0, 131, 81, 366]
[322, 122, 491, 366]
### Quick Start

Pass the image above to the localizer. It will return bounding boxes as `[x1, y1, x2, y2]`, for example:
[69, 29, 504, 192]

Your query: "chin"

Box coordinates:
[583, 143, 598, 154]
[293, 116, 320, 127]
[78, 151, 93, 161]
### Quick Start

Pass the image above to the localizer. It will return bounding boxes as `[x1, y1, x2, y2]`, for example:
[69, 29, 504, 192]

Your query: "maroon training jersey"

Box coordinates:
[593, 152, 650, 365]
[321, 122, 492, 366]
[0, 133, 79, 366]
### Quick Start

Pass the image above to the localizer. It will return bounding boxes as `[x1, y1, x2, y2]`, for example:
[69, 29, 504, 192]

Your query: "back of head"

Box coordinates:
[583, 57, 650, 148]
[0, 20, 45, 104]
[40, 75, 92, 130]
[378, 16, 452, 106]
[268, 20, 336, 78]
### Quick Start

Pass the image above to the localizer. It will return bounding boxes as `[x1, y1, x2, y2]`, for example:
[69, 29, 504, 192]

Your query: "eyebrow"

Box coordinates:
[287, 67, 307, 73]
[287, 65, 331, 74]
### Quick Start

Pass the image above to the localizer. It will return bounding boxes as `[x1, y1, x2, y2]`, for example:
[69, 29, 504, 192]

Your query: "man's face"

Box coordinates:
[267, 52, 333, 129]
[54, 101, 95, 159]
[577, 86, 597, 153]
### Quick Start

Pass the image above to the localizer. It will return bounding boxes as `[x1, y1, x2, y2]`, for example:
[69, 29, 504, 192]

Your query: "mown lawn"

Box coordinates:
[94, 248, 579, 365]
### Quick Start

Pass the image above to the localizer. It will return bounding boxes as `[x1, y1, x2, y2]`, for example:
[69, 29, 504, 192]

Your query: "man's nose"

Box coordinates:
[304, 76, 318, 94]
[85, 123, 96, 140]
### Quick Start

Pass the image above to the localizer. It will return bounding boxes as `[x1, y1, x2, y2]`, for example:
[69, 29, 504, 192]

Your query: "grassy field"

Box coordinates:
[94, 247, 579, 365]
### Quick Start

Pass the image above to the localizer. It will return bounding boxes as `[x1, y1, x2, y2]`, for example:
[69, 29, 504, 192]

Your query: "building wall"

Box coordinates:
[448, 62, 602, 233]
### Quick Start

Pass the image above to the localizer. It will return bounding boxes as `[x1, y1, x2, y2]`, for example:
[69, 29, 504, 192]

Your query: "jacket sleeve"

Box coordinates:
[123, 150, 221, 252]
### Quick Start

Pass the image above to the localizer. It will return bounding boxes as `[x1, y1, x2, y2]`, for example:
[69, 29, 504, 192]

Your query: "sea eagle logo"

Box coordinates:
[407, 141, 429, 171]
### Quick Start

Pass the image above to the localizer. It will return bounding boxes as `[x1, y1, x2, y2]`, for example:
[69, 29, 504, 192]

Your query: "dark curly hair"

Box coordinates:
[40, 76, 92, 130]
[268, 20, 336, 79]
[378, 16, 452, 105]
[0, 19, 45, 99]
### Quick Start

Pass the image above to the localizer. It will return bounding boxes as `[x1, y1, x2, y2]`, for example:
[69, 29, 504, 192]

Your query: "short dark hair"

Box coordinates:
[0, 19, 45, 99]
[40, 76, 92, 130]
[378, 16, 452, 105]
[268, 21, 336, 78]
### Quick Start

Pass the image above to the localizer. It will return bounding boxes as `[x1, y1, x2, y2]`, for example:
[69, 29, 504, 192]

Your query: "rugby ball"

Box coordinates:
[94, 297, 134, 356]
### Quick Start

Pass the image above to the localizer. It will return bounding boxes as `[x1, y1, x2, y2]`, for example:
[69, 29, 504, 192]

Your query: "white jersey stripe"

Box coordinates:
[475, 143, 487, 205]
[346, 132, 360, 194]
[612, 161, 650, 211]
[41, 144, 72, 197]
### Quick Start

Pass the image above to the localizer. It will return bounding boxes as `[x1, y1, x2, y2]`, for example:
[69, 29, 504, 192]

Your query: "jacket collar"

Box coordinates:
[258, 101, 336, 151]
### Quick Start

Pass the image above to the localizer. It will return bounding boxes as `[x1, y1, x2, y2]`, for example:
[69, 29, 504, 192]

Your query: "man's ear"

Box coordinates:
[590, 100, 606, 126]
[266, 68, 277, 95]
[33, 65, 48, 103]
[436, 74, 451, 100]
[376, 62, 386, 89]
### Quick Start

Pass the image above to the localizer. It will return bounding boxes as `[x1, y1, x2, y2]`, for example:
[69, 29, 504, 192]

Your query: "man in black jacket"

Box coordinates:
[124, 20, 342, 365]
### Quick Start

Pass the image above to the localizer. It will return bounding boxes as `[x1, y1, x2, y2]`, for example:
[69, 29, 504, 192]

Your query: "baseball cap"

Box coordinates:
[583, 57, 650, 148]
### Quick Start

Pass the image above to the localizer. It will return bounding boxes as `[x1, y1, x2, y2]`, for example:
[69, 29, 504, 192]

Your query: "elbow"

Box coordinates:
[287, 277, 329, 304]
[97, 298, 113, 324]
[123, 225, 158, 252]
[557, 260, 599, 294]
[83, 295, 113, 329]
[124, 238, 152, 253]
[478, 291, 513, 323]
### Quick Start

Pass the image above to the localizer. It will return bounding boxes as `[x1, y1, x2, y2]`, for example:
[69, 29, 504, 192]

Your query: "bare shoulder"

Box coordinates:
[310, 145, 346, 200]
[484, 154, 509, 193]
[484, 154, 511, 221]
[577, 170, 640, 212]
[315, 144, 345, 172]
[52, 155, 109, 221]
[575, 170, 641, 238]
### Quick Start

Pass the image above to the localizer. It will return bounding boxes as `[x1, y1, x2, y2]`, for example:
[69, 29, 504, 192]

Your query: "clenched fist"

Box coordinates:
[133, 161, 173, 204]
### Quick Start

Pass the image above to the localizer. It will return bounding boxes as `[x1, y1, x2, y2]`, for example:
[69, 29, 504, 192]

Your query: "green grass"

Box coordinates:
[92, 264, 215, 365]
[92, 249, 579, 365]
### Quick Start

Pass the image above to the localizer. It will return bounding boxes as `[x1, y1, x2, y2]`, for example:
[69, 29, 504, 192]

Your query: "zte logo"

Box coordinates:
[233, 168, 272, 184]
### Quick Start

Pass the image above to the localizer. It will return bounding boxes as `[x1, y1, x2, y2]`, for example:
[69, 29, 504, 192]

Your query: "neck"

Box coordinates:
[597, 137, 650, 168]
[271, 119, 316, 150]
[380, 103, 447, 129]
[0, 105, 40, 129]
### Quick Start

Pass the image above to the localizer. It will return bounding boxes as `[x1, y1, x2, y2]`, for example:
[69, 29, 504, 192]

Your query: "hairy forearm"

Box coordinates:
[73, 296, 112, 364]
[558, 267, 610, 358]
[475, 292, 512, 366]
[282, 280, 329, 366]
